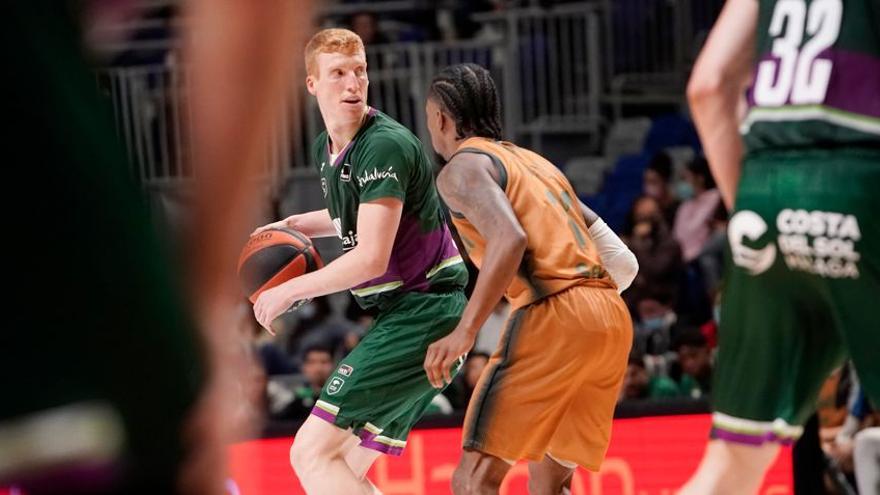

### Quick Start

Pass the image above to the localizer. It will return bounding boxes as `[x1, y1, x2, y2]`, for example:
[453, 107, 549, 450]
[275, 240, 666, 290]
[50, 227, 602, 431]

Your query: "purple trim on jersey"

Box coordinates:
[350, 215, 462, 294]
[710, 426, 797, 446]
[327, 107, 377, 167]
[747, 49, 880, 118]
[327, 139, 352, 168]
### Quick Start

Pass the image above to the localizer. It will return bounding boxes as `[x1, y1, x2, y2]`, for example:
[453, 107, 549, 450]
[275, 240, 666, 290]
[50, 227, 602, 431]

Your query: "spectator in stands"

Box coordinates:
[435, 0, 499, 41]
[286, 296, 358, 366]
[342, 293, 374, 353]
[349, 12, 390, 46]
[633, 296, 677, 356]
[282, 343, 336, 420]
[618, 352, 681, 402]
[671, 327, 713, 399]
[473, 299, 508, 355]
[854, 426, 880, 494]
[231, 303, 271, 431]
[643, 151, 680, 227]
[239, 343, 269, 430]
[244, 304, 297, 376]
[464, 352, 490, 394]
[672, 156, 723, 263]
[622, 196, 684, 318]
[696, 202, 729, 301]
[824, 370, 880, 493]
[444, 352, 491, 411]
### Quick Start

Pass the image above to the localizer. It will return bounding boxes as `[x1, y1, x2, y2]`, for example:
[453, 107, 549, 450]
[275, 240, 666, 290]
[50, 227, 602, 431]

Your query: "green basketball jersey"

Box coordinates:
[742, 0, 880, 152]
[311, 108, 467, 310]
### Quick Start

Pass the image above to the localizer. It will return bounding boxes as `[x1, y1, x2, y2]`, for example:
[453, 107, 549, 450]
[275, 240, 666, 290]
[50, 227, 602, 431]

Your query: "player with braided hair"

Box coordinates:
[423, 63, 638, 494]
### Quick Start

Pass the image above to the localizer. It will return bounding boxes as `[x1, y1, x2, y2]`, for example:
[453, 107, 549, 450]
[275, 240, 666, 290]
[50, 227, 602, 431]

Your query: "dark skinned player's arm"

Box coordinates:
[436, 152, 526, 339]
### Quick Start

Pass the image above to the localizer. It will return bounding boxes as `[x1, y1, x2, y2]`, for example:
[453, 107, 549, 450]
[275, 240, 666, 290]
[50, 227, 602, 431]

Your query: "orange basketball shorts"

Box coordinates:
[462, 285, 632, 470]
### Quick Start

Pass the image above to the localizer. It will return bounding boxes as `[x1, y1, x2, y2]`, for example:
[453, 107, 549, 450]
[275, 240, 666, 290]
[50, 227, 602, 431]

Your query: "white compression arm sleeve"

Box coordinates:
[588, 218, 638, 293]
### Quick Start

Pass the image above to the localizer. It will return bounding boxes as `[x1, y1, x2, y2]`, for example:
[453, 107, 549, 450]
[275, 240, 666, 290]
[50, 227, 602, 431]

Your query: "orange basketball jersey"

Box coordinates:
[449, 137, 615, 309]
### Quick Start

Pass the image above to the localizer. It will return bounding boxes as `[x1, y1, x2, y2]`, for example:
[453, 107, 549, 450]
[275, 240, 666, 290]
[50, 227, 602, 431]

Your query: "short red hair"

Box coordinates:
[304, 28, 365, 77]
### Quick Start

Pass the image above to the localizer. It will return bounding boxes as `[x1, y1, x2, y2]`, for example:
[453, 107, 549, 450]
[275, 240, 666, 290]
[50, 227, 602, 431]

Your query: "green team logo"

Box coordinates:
[327, 377, 345, 395]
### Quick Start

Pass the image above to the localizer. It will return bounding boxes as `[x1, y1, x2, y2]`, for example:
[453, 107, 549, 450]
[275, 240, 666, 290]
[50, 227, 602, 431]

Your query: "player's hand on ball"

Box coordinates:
[251, 216, 293, 236]
[424, 328, 474, 389]
[253, 284, 296, 335]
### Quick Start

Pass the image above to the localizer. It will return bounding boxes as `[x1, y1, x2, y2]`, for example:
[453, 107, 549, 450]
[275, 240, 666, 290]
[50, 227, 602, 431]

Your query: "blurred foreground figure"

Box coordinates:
[0, 1, 310, 493]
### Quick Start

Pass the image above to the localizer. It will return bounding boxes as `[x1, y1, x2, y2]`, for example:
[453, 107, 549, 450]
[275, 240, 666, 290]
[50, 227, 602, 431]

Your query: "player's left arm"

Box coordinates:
[424, 153, 527, 388]
[253, 198, 402, 332]
[579, 201, 638, 292]
[687, 0, 758, 210]
[254, 137, 413, 332]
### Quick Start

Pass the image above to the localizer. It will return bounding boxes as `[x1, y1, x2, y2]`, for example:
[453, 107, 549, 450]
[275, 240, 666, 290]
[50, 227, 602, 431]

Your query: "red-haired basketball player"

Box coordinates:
[252, 29, 468, 494]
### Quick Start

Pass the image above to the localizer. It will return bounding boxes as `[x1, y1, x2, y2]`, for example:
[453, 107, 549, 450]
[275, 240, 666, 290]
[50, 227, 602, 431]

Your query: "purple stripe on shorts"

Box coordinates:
[310, 406, 337, 424]
[359, 438, 405, 456]
[711, 427, 796, 446]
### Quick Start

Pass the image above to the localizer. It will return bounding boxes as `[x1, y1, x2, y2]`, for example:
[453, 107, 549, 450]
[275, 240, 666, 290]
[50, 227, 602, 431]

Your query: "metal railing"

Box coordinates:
[603, 0, 726, 116]
[97, 65, 293, 193]
[480, 3, 605, 150]
[97, 65, 192, 188]
[301, 4, 607, 162]
[97, 1, 724, 192]
[301, 38, 509, 164]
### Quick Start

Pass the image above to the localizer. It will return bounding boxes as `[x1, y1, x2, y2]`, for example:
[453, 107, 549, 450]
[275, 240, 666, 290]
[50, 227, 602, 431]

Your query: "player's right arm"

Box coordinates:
[686, 0, 758, 210]
[251, 209, 336, 238]
[424, 153, 527, 388]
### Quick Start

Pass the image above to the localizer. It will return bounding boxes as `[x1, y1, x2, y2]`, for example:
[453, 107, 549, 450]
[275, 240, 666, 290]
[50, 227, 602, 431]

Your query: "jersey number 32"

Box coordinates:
[754, 0, 842, 106]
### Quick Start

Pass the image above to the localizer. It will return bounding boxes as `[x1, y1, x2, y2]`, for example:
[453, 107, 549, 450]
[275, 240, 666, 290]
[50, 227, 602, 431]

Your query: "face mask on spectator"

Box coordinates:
[641, 309, 675, 329]
[641, 316, 668, 332]
[637, 214, 664, 229]
[675, 181, 694, 201]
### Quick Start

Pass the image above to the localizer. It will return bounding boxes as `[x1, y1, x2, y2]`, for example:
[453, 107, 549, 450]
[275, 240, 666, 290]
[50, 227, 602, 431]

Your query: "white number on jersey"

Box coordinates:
[754, 0, 843, 106]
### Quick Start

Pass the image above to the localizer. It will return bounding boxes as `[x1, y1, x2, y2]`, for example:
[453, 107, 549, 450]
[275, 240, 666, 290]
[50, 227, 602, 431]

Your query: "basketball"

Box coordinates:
[237, 228, 323, 305]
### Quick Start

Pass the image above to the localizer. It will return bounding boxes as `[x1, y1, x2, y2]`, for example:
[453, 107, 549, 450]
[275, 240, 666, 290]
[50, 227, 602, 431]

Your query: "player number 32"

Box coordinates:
[754, 0, 842, 106]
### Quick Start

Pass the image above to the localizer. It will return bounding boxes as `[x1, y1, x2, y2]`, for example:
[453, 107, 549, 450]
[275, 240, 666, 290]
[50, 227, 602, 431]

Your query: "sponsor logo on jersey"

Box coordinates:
[776, 209, 861, 279]
[332, 218, 359, 251]
[327, 377, 345, 395]
[338, 364, 354, 377]
[357, 166, 399, 188]
[340, 163, 352, 182]
[729, 210, 777, 275]
[321, 177, 327, 198]
[729, 209, 862, 279]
